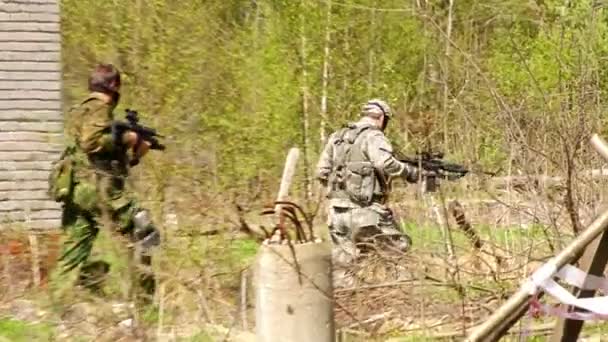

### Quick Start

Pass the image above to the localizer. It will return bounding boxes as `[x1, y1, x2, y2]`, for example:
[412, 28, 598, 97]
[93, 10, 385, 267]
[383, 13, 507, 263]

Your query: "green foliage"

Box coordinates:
[178, 330, 214, 342]
[60, 0, 608, 192]
[0, 319, 54, 341]
[228, 238, 259, 265]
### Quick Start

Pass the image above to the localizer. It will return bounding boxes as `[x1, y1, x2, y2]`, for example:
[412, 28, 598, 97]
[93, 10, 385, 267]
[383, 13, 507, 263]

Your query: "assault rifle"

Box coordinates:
[399, 151, 469, 180]
[112, 109, 166, 166]
[396, 151, 468, 193]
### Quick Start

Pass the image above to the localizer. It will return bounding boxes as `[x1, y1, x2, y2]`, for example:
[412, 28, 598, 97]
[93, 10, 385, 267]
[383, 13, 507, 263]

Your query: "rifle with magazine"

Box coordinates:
[112, 109, 166, 166]
[399, 151, 469, 181]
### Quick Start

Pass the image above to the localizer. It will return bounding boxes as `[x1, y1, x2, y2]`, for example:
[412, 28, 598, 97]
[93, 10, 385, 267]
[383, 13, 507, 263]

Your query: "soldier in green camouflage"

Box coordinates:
[56, 64, 159, 301]
[316, 99, 428, 283]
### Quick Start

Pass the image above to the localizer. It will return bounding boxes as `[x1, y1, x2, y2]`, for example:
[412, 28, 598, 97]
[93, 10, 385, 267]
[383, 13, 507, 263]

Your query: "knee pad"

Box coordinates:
[133, 209, 152, 231]
[392, 233, 412, 253]
[133, 209, 161, 249]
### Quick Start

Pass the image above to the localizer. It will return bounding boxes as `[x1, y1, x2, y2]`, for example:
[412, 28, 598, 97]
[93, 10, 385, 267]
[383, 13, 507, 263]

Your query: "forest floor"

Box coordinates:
[2, 187, 608, 341]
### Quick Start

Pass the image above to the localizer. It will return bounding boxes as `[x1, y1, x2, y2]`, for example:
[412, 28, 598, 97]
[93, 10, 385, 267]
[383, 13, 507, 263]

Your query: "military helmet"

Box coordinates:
[362, 99, 392, 118]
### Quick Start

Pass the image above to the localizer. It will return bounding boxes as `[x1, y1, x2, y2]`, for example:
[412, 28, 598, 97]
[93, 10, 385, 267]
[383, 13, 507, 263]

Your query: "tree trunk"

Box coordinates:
[320, 0, 332, 146]
[442, 0, 454, 151]
[300, 0, 312, 201]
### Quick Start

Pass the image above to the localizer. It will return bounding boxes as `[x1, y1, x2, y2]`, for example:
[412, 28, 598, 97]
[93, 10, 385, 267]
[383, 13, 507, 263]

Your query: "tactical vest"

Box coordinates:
[48, 96, 124, 203]
[328, 123, 385, 206]
[73, 95, 128, 177]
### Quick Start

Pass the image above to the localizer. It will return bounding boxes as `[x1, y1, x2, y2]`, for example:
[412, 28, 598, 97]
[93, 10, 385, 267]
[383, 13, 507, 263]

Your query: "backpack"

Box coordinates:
[47, 98, 91, 203]
[331, 124, 378, 206]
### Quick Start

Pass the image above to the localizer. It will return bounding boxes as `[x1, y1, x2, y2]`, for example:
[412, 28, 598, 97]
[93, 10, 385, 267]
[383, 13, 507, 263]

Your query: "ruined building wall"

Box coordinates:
[0, 0, 63, 229]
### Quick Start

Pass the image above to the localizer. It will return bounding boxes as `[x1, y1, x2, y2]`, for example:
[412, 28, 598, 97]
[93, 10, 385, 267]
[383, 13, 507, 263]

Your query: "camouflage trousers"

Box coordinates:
[328, 203, 411, 269]
[57, 174, 158, 303]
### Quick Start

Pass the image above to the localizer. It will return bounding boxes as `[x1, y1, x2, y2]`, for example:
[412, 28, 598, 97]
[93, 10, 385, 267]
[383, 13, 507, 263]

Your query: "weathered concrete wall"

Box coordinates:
[0, 0, 63, 229]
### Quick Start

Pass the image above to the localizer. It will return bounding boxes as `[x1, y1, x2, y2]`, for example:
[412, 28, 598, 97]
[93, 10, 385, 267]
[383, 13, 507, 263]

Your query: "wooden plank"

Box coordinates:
[0, 170, 51, 181]
[0, 121, 62, 132]
[0, 141, 63, 152]
[0, 51, 60, 62]
[0, 80, 60, 90]
[0, 61, 60, 71]
[0, 161, 54, 171]
[0, 90, 60, 100]
[550, 231, 608, 341]
[0, 101, 62, 111]
[0, 12, 59, 23]
[0, 190, 52, 201]
[0, 209, 61, 221]
[0, 180, 50, 191]
[0, 219, 62, 230]
[0, 42, 59, 52]
[0, 3, 58, 14]
[0, 200, 59, 212]
[0, 110, 61, 121]
[0, 22, 59, 32]
[2, 0, 59, 4]
[0, 132, 63, 142]
[28, 219, 62, 230]
[0, 32, 60, 43]
[0, 151, 58, 161]
[0, 71, 60, 81]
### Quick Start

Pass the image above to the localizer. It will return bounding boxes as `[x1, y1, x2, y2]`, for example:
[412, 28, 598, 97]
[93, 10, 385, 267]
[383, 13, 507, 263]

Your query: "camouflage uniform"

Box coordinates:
[316, 101, 418, 273]
[56, 92, 159, 299]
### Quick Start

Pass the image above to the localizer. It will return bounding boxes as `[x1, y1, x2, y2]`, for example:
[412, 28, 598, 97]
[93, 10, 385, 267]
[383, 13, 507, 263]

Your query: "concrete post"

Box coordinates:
[254, 146, 335, 341]
[254, 242, 335, 342]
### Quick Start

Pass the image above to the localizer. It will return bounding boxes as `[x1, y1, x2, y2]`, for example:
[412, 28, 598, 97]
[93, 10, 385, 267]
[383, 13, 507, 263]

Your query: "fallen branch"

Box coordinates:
[346, 311, 394, 329]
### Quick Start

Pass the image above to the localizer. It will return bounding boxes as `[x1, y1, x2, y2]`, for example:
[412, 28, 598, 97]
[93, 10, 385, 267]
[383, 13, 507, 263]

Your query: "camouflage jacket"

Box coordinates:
[316, 117, 416, 207]
[66, 92, 129, 179]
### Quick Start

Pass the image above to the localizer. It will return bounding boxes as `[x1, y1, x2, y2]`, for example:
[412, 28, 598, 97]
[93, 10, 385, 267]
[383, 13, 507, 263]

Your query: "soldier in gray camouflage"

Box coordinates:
[316, 99, 427, 282]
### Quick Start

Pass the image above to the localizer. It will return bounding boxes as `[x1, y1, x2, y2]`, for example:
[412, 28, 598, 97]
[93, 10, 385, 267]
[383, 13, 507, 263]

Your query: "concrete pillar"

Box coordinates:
[255, 242, 335, 342]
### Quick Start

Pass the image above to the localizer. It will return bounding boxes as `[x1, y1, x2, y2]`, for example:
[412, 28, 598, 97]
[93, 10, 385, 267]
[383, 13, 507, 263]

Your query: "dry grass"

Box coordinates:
[1, 172, 608, 341]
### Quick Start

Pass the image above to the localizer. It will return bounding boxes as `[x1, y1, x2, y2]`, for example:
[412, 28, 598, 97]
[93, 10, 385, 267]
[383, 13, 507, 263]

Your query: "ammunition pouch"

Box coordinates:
[88, 155, 113, 171]
[48, 146, 76, 203]
[343, 161, 376, 206]
[88, 153, 128, 177]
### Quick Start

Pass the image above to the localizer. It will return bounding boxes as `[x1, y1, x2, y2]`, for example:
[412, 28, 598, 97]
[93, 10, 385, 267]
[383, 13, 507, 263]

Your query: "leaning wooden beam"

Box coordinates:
[275, 148, 300, 213]
[549, 230, 608, 341]
[549, 135, 608, 341]
[466, 207, 608, 341]
[466, 134, 608, 342]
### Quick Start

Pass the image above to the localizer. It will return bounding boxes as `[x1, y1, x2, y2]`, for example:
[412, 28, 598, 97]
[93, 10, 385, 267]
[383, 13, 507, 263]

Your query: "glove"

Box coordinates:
[404, 167, 436, 183]
[318, 176, 329, 187]
[420, 169, 437, 178]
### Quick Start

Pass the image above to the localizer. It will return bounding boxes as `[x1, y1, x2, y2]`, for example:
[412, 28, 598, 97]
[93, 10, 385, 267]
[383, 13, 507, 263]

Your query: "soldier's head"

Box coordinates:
[88, 63, 121, 101]
[361, 99, 392, 131]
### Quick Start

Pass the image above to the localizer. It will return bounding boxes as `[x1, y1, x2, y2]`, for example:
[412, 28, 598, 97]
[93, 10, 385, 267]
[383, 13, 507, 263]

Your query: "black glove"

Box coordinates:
[318, 176, 329, 187]
[404, 167, 436, 183]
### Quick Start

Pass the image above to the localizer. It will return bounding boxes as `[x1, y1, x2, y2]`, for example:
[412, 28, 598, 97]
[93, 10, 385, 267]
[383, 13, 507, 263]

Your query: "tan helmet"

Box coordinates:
[362, 99, 392, 118]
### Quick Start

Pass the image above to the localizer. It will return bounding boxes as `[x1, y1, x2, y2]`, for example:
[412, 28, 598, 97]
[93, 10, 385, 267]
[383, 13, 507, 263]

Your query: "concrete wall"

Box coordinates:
[0, 0, 63, 229]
